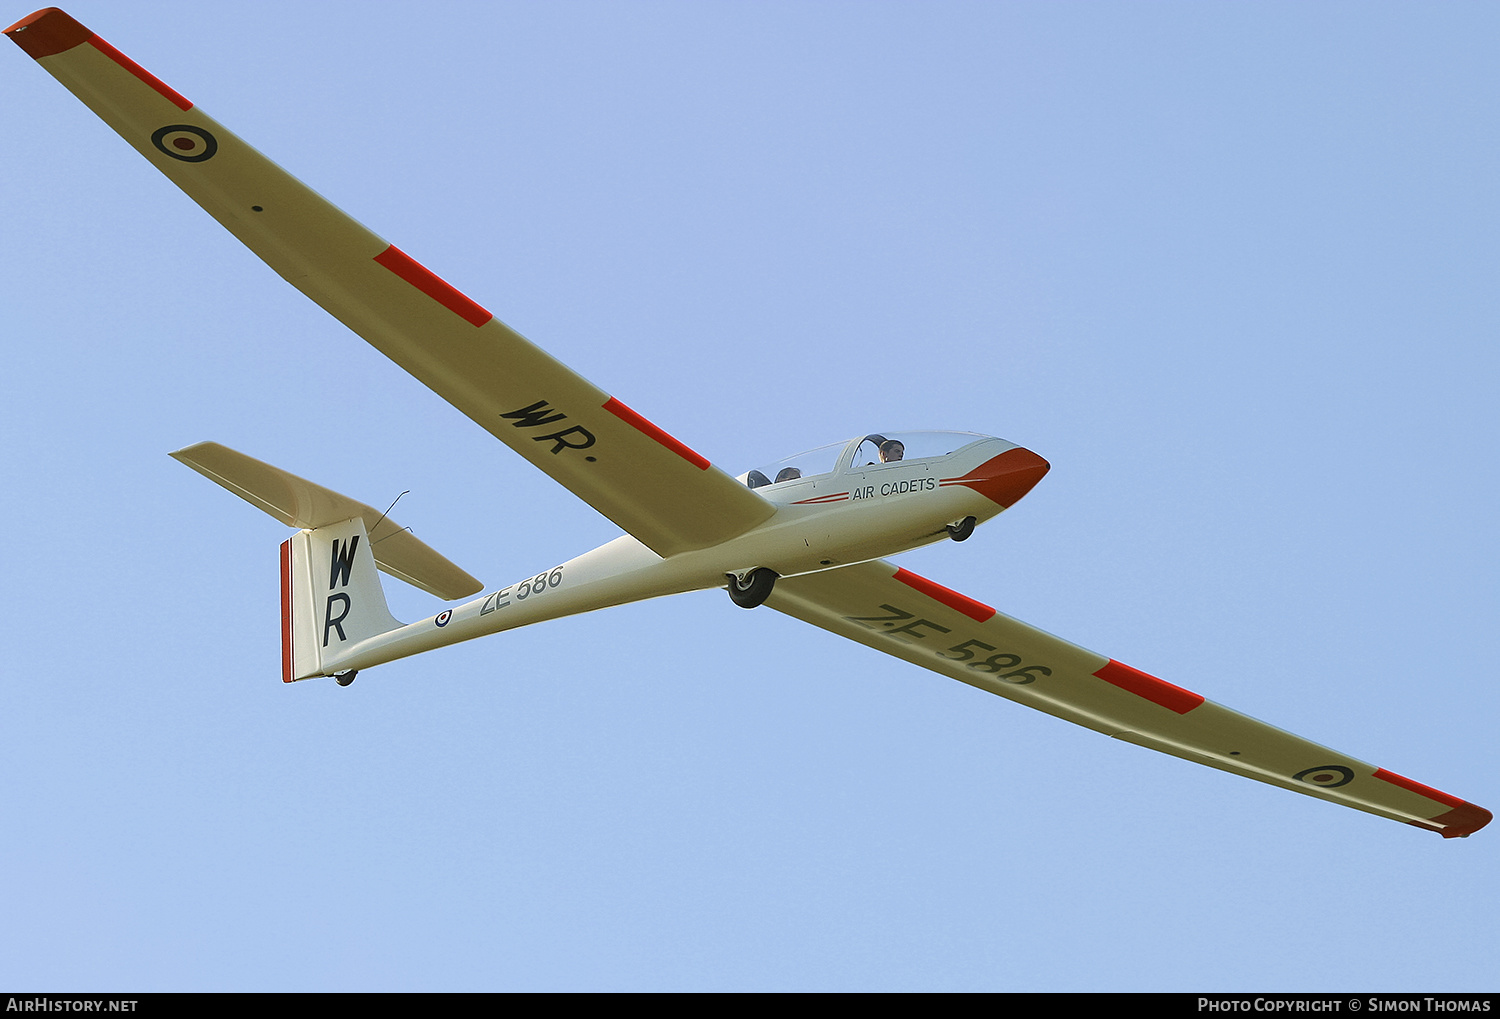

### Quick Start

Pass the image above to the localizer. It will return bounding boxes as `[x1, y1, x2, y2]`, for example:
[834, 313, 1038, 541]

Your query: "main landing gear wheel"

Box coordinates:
[726, 568, 779, 609]
[334, 670, 358, 687]
[947, 515, 977, 542]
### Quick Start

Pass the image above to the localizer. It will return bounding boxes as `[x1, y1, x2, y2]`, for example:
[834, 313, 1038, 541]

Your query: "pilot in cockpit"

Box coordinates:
[862, 434, 904, 464]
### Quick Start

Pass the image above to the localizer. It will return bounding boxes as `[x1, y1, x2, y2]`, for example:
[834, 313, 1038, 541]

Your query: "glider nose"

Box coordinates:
[943, 446, 1051, 508]
[988, 446, 1051, 507]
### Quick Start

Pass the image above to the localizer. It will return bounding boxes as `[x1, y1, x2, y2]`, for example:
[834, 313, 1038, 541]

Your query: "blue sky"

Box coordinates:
[3, 0, 1496, 991]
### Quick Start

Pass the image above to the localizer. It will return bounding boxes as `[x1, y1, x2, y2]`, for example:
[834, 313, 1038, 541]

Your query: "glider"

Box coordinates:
[8, 7, 1489, 838]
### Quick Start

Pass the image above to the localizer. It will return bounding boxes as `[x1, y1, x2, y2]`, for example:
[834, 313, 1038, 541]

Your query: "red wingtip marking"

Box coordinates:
[87, 35, 191, 111]
[1430, 802, 1493, 838]
[893, 568, 996, 622]
[1093, 659, 1204, 714]
[6, 10, 192, 108]
[374, 245, 493, 327]
[602, 397, 711, 470]
[280, 539, 294, 684]
[1374, 769, 1492, 837]
[5, 7, 91, 58]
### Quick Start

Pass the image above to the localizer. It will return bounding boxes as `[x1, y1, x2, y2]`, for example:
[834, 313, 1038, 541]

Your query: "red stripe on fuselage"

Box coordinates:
[374, 245, 493, 327]
[603, 397, 711, 470]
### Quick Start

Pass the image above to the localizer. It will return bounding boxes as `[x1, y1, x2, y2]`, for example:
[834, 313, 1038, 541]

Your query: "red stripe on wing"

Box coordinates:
[89, 35, 191, 111]
[602, 397, 711, 470]
[5, 11, 191, 108]
[373, 245, 493, 327]
[1375, 769, 1492, 838]
[1093, 659, 1204, 714]
[1374, 767, 1466, 809]
[893, 568, 996, 623]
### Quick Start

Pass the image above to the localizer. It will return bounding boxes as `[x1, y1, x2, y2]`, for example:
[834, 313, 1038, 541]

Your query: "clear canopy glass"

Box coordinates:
[740, 431, 990, 489]
[846, 431, 988, 468]
[742, 440, 846, 489]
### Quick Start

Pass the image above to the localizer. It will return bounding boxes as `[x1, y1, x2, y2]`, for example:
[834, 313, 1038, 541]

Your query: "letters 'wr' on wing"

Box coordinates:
[6, 8, 774, 557]
[766, 560, 1491, 838]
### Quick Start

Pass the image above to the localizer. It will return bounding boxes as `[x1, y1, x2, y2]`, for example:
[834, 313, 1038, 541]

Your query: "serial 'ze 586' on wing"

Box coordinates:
[9, 7, 1489, 838]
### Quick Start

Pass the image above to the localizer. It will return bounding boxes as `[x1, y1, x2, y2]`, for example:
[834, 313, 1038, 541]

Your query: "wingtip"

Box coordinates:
[5, 8, 91, 59]
[169, 441, 217, 460]
[1435, 802, 1492, 839]
[1406, 800, 1491, 838]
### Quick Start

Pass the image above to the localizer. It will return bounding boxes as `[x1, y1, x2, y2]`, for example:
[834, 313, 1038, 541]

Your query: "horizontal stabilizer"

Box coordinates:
[171, 442, 482, 600]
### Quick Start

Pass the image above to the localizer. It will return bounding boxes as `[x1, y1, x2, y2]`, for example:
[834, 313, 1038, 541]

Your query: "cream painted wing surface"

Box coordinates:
[767, 560, 1491, 838]
[7, 8, 774, 557]
[170, 441, 482, 601]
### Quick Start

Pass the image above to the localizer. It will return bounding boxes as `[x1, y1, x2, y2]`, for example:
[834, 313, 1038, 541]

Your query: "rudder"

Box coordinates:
[281, 517, 401, 682]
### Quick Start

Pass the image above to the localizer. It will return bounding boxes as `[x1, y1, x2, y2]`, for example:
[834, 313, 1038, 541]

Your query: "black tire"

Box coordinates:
[334, 670, 359, 687]
[947, 515, 977, 542]
[726, 568, 778, 609]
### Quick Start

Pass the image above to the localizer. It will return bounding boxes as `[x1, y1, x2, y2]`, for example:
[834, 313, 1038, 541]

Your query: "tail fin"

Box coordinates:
[281, 517, 400, 682]
[172, 441, 484, 683]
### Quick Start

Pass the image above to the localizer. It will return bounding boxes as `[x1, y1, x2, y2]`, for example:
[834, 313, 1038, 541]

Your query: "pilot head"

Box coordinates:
[879, 439, 904, 463]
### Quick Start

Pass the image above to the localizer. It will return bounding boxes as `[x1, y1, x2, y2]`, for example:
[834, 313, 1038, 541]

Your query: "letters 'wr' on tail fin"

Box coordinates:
[170, 441, 484, 682]
[281, 517, 399, 682]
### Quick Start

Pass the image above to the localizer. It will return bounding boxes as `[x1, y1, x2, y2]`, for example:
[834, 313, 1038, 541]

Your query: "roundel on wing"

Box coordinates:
[1293, 765, 1354, 788]
[151, 124, 217, 162]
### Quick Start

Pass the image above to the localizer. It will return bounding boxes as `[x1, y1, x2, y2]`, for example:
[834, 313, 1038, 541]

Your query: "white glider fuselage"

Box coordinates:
[327, 433, 1049, 674]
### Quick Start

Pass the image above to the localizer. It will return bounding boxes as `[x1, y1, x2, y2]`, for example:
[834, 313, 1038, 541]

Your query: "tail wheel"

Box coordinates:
[947, 515, 977, 542]
[726, 568, 779, 609]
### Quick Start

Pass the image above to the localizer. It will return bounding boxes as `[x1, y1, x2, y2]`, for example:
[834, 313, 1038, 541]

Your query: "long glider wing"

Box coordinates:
[6, 7, 774, 557]
[767, 560, 1491, 838]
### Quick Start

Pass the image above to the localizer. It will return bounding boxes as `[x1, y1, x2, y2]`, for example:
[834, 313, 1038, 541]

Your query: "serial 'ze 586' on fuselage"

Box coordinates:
[250, 429, 1050, 681]
[8, 7, 1489, 838]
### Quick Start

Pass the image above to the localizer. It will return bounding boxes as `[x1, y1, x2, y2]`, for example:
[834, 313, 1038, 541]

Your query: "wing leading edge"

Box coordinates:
[7, 7, 774, 557]
[767, 560, 1491, 838]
